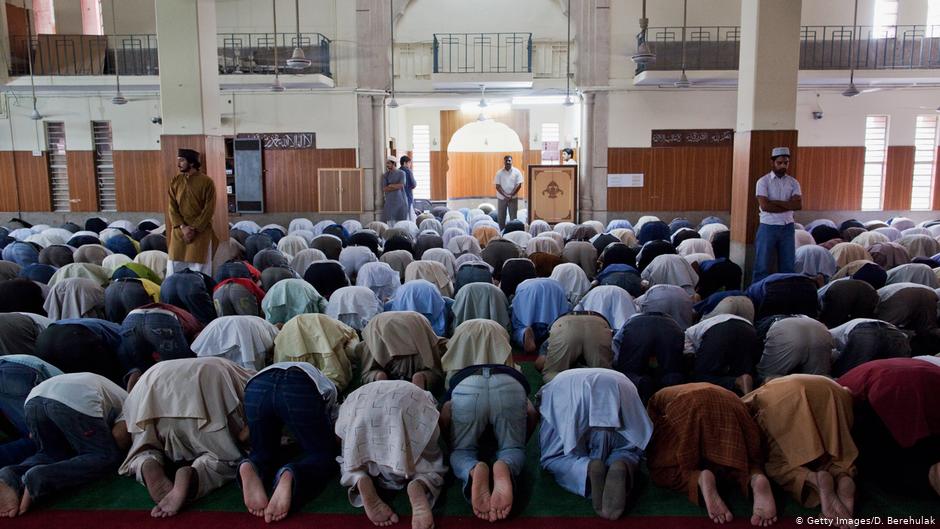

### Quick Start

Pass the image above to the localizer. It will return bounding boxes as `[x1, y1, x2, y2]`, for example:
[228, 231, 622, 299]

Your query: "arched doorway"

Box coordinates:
[445, 118, 526, 207]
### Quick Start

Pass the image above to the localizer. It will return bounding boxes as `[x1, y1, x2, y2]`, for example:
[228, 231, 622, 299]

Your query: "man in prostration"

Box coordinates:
[382, 156, 409, 223]
[167, 148, 217, 277]
[494, 155, 523, 229]
[753, 147, 801, 282]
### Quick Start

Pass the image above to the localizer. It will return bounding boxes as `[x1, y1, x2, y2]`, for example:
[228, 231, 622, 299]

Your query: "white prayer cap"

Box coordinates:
[771, 147, 791, 158]
[386, 156, 397, 164]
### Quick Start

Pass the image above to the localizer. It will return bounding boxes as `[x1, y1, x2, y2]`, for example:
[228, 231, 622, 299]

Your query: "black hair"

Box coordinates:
[400, 155, 411, 165]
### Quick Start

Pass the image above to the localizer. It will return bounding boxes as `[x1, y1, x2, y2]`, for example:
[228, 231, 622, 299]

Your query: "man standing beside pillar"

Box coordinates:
[166, 149, 217, 277]
[753, 147, 801, 282]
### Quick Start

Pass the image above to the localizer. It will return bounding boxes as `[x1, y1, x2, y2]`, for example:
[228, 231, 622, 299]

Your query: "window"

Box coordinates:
[44, 121, 70, 212]
[92, 121, 116, 211]
[911, 115, 938, 210]
[540, 122, 560, 164]
[411, 125, 431, 200]
[873, 0, 898, 38]
[862, 115, 889, 211]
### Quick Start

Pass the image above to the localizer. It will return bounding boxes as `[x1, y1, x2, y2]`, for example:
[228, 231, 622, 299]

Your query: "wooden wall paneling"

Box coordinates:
[0, 152, 20, 211]
[66, 151, 98, 212]
[340, 168, 363, 212]
[13, 151, 51, 212]
[606, 148, 651, 211]
[446, 151, 524, 199]
[797, 147, 865, 211]
[430, 151, 446, 200]
[113, 150, 163, 212]
[318, 169, 342, 212]
[261, 148, 356, 212]
[883, 146, 914, 211]
[730, 130, 798, 244]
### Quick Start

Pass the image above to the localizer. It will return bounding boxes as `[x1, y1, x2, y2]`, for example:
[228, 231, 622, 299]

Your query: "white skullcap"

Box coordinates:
[771, 147, 791, 158]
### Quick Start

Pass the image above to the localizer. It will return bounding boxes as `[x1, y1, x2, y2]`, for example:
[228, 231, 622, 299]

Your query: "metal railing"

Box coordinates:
[217, 32, 331, 76]
[433, 32, 532, 73]
[639, 25, 940, 72]
[7, 32, 332, 77]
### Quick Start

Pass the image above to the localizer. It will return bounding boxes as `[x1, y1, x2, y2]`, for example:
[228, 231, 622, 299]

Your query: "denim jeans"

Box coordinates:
[159, 270, 216, 325]
[118, 312, 193, 380]
[238, 368, 337, 509]
[105, 279, 153, 324]
[753, 223, 795, 283]
[0, 363, 43, 467]
[0, 397, 123, 499]
[449, 371, 527, 501]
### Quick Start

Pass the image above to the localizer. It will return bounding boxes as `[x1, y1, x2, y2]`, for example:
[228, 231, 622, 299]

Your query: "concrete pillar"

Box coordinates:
[155, 0, 227, 246]
[81, 0, 102, 35]
[730, 0, 802, 279]
[32, 0, 54, 34]
[356, 0, 391, 222]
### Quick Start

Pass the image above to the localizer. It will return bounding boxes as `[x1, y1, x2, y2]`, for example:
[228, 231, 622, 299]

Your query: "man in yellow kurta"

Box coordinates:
[167, 149, 217, 277]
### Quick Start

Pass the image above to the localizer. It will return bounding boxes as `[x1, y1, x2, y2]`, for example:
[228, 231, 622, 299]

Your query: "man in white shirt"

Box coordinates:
[753, 147, 802, 282]
[494, 155, 523, 228]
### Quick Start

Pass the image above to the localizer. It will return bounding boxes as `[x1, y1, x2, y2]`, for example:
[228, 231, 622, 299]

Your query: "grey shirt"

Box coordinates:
[382, 169, 409, 222]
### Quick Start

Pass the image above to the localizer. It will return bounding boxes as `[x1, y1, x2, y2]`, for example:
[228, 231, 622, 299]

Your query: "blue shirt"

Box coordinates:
[402, 167, 416, 206]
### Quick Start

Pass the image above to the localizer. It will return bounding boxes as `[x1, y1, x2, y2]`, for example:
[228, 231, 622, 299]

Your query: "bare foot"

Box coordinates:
[142, 459, 173, 504]
[469, 462, 492, 521]
[0, 481, 21, 518]
[374, 372, 389, 381]
[151, 466, 194, 518]
[602, 460, 630, 520]
[588, 459, 607, 517]
[357, 476, 398, 526]
[265, 470, 293, 523]
[407, 480, 434, 529]
[698, 469, 732, 524]
[17, 487, 30, 516]
[749, 473, 777, 527]
[239, 461, 269, 517]
[411, 372, 427, 390]
[523, 327, 537, 355]
[735, 374, 754, 395]
[126, 370, 141, 392]
[836, 474, 855, 519]
[811, 471, 849, 527]
[930, 463, 940, 497]
[490, 460, 514, 521]
[534, 356, 546, 371]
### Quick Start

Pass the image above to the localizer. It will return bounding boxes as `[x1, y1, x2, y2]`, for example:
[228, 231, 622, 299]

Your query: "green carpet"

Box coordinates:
[30, 362, 940, 520]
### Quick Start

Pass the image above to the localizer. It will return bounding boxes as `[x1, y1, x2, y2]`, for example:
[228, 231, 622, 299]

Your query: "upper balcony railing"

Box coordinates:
[639, 25, 940, 73]
[433, 32, 533, 74]
[7, 32, 332, 77]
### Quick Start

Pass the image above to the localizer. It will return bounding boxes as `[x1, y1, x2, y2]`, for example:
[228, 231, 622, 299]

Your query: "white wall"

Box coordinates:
[100, 0, 155, 35]
[608, 90, 738, 147]
[394, 0, 568, 42]
[218, 91, 358, 148]
[214, 0, 338, 36]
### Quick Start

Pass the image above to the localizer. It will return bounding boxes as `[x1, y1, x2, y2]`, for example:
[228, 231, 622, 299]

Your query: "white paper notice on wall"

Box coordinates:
[607, 173, 644, 188]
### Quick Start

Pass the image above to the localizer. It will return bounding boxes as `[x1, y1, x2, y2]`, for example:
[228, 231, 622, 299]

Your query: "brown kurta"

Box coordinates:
[167, 171, 218, 263]
[742, 374, 858, 508]
[646, 383, 764, 504]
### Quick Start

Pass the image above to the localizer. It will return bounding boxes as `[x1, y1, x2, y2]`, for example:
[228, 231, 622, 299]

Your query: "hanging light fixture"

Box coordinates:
[23, 0, 41, 119]
[674, 0, 691, 88]
[631, 0, 655, 65]
[109, 0, 126, 104]
[842, 0, 861, 97]
[563, 0, 575, 106]
[478, 84, 488, 108]
[270, 0, 285, 92]
[286, 0, 311, 69]
[388, 0, 399, 108]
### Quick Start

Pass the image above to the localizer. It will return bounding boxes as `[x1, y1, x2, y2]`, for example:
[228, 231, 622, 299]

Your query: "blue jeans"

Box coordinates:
[238, 368, 337, 509]
[159, 271, 216, 325]
[753, 222, 795, 283]
[0, 363, 43, 467]
[449, 371, 528, 501]
[0, 397, 123, 499]
[118, 312, 193, 381]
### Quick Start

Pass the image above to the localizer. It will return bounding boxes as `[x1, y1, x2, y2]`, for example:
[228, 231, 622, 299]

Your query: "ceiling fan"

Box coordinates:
[842, 0, 882, 97]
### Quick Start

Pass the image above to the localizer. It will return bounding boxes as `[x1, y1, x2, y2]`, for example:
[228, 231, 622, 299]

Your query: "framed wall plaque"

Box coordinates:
[527, 165, 578, 224]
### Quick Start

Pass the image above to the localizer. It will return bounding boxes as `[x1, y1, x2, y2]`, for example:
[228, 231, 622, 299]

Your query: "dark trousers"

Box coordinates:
[118, 312, 193, 381]
[159, 271, 216, 325]
[105, 279, 153, 323]
[614, 337, 685, 403]
[0, 363, 43, 467]
[0, 397, 123, 499]
[692, 321, 758, 393]
[831, 323, 911, 377]
[238, 368, 337, 509]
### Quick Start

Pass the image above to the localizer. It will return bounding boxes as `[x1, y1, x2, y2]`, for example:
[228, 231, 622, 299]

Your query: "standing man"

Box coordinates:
[400, 155, 417, 220]
[382, 156, 409, 223]
[753, 147, 802, 282]
[167, 149, 217, 277]
[494, 155, 523, 229]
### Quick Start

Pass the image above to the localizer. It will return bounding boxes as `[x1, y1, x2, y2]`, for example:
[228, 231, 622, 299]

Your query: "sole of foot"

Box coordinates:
[698, 469, 732, 524]
[835, 474, 855, 521]
[470, 463, 492, 521]
[523, 327, 537, 355]
[407, 480, 434, 529]
[239, 462, 269, 517]
[749, 474, 777, 527]
[735, 373, 754, 395]
[602, 460, 629, 520]
[588, 459, 607, 517]
[930, 463, 940, 497]
[151, 466, 193, 518]
[0, 481, 21, 518]
[814, 471, 849, 528]
[264, 470, 293, 523]
[141, 459, 174, 505]
[490, 460, 514, 521]
[357, 477, 398, 527]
